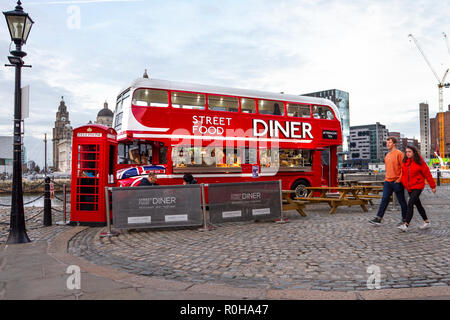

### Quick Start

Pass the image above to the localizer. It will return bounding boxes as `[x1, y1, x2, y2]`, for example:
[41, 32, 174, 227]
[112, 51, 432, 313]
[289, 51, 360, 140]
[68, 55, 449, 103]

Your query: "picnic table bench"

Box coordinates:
[282, 185, 390, 216]
[296, 186, 370, 214]
[281, 190, 308, 216]
[338, 179, 360, 187]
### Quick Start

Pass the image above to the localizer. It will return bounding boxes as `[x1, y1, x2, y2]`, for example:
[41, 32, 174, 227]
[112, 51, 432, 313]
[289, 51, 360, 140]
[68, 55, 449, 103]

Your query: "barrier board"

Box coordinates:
[111, 185, 203, 229]
[208, 181, 282, 224]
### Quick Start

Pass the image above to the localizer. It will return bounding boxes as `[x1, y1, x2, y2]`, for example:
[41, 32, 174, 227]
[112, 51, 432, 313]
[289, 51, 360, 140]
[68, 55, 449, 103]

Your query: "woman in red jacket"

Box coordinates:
[398, 145, 436, 232]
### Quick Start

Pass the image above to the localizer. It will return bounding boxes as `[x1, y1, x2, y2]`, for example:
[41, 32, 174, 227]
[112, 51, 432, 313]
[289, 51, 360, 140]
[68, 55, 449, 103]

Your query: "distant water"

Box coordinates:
[0, 192, 69, 207]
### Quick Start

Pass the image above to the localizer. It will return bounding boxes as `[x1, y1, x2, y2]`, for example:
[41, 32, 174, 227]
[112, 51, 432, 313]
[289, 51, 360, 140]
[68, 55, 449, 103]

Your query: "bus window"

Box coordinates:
[241, 147, 257, 164]
[172, 146, 241, 169]
[259, 149, 280, 168]
[208, 95, 239, 112]
[117, 143, 152, 164]
[132, 89, 169, 107]
[171, 92, 206, 110]
[287, 104, 311, 118]
[279, 149, 312, 169]
[114, 112, 123, 132]
[115, 88, 130, 113]
[241, 98, 256, 113]
[159, 146, 168, 164]
[258, 100, 284, 116]
[313, 105, 335, 120]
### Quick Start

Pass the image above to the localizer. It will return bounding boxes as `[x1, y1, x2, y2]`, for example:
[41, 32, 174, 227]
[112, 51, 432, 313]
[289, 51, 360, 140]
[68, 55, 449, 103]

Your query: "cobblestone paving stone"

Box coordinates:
[67, 187, 450, 291]
[0, 207, 71, 243]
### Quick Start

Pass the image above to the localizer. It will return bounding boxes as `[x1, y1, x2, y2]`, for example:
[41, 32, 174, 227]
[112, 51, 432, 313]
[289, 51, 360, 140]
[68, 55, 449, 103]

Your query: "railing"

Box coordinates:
[0, 178, 70, 225]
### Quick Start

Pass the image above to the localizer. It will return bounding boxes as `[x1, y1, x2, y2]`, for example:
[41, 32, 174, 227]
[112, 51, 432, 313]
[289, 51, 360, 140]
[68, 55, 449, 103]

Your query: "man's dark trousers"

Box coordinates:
[376, 181, 407, 221]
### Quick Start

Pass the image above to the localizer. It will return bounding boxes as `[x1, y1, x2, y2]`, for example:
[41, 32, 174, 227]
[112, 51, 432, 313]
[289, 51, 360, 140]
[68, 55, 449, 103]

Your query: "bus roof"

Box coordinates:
[120, 78, 341, 122]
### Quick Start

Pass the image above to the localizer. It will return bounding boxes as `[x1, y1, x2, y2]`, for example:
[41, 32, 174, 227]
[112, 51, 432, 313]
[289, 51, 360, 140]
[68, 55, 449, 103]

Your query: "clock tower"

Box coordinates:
[53, 97, 72, 171]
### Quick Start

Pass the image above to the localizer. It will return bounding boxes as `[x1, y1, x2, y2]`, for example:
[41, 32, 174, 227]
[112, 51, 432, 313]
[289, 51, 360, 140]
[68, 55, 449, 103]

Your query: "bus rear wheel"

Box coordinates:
[291, 179, 310, 199]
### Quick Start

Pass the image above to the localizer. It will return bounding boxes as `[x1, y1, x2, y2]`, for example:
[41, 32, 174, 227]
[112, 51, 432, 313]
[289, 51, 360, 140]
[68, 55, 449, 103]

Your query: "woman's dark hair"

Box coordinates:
[403, 145, 422, 165]
[183, 173, 194, 183]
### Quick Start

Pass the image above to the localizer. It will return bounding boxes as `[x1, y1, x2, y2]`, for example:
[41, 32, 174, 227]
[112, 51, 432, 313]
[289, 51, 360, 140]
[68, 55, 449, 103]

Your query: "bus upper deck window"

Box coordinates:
[313, 105, 334, 120]
[287, 104, 311, 118]
[241, 98, 256, 114]
[171, 92, 205, 110]
[258, 100, 284, 116]
[132, 89, 168, 107]
[208, 95, 239, 112]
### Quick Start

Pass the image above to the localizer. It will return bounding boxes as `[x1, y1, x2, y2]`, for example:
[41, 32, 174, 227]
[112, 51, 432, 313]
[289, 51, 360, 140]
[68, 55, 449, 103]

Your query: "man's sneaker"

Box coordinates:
[369, 217, 382, 226]
[419, 222, 431, 230]
[397, 224, 408, 232]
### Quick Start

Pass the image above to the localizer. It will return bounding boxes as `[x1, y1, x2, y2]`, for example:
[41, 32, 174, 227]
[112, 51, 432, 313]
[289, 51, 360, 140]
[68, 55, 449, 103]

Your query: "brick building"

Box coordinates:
[430, 105, 450, 158]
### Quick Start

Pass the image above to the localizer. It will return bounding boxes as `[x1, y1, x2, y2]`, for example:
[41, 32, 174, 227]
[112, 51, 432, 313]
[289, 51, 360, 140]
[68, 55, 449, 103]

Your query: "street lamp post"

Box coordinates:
[3, 1, 34, 244]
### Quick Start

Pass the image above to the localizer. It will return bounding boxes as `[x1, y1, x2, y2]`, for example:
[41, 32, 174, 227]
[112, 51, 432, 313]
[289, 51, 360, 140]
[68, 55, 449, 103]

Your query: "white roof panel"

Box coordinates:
[119, 78, 341, 122]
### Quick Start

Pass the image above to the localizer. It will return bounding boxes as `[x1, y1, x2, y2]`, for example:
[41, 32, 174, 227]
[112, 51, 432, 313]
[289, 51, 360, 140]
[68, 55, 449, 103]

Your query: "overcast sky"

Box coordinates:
[1, 0, 450, 166]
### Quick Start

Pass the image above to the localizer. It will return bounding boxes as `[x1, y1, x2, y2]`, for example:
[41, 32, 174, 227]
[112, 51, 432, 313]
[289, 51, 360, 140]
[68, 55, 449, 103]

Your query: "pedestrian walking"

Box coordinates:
[397, 146, 436, 232]
[369, 136, 407, 226]
[183, 173, 197, 185]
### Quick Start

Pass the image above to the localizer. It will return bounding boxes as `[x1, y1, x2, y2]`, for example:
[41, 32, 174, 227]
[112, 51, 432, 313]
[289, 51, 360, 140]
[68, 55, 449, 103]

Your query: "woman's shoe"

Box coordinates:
[419, 222, 431, 229]
[397, 224, 408, 232]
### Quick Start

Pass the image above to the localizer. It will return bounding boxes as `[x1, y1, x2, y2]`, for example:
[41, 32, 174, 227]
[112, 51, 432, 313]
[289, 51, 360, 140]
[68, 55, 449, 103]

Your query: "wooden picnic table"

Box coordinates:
[356, 180, 385, 186]
[338, 179, 360, 187]
[281, 190, 308, 216]
[295, 186, 370, 214]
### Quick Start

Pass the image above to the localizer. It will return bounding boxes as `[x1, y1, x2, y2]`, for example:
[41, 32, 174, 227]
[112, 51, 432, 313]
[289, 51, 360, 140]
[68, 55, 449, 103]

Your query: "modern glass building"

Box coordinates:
[301, 89, 350, 165]
[349, 122, 388, 167]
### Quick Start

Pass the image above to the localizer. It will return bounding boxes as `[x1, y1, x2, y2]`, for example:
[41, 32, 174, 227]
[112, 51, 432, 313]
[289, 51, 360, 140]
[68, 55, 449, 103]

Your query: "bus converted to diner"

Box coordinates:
[113, 77, 342, 198]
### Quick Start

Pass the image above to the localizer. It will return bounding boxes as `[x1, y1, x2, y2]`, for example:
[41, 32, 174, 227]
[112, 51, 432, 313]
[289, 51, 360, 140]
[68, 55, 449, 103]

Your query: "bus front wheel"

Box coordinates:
[291, 179, 310, 199]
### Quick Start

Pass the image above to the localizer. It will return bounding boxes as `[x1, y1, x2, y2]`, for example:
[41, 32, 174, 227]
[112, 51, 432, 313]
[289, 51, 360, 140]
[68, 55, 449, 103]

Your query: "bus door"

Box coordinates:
[321, 147, 331, 186]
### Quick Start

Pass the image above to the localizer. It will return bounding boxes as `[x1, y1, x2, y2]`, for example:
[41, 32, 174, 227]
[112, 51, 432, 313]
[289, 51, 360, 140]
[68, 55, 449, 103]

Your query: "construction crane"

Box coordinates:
[409, 34, 450, 160]
[444, 32, 450, 56]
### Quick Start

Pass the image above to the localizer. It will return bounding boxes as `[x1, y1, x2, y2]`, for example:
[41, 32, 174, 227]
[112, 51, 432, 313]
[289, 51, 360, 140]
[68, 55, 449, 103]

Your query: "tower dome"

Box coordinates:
[95, 101, 113, 127]
[97, 101, 113, 117]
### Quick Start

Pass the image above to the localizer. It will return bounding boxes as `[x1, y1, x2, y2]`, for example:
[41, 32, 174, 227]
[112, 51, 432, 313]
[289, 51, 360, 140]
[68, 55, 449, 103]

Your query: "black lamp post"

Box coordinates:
[3, 1, 34, 244]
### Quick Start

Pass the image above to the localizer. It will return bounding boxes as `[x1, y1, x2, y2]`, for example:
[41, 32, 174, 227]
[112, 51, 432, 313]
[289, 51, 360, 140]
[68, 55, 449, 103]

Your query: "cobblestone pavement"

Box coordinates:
[0, 206, 71, 243]
[67, 187, 450, 292]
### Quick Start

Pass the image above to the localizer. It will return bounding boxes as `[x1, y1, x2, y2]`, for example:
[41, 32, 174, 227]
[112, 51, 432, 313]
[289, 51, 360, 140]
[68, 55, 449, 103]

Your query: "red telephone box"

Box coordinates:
[70, 124, 117, 225]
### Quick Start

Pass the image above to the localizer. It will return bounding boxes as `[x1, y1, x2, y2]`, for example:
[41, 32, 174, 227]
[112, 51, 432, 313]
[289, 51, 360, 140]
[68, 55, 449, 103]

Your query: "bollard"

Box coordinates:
[43, 177, 52, 226]
[63, 184, 67, 224]
[437, 169, 441, 187]
[198, 184, 215, 231]
[100, 187, 119, 238]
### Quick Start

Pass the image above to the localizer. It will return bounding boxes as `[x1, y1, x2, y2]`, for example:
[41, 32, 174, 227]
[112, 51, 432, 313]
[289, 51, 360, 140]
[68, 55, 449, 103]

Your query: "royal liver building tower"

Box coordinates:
[52, 97, 73, 172]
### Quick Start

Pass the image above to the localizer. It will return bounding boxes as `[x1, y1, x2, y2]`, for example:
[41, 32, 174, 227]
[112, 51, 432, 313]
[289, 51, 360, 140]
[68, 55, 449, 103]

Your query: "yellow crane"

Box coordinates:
[409, 34, 449, 160]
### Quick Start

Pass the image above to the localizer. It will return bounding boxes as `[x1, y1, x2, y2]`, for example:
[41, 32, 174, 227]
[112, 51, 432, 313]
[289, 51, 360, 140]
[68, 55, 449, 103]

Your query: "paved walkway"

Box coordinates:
[0, 187, 449, 300]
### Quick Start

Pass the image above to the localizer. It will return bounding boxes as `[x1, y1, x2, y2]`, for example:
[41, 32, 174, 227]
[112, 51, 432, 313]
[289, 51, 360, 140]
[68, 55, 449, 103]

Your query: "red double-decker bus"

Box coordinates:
[113, 77, 342, 197]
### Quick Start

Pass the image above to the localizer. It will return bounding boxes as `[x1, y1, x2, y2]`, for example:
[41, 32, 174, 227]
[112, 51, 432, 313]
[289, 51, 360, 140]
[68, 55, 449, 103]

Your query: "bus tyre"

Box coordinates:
[291, 180, 310, 199]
